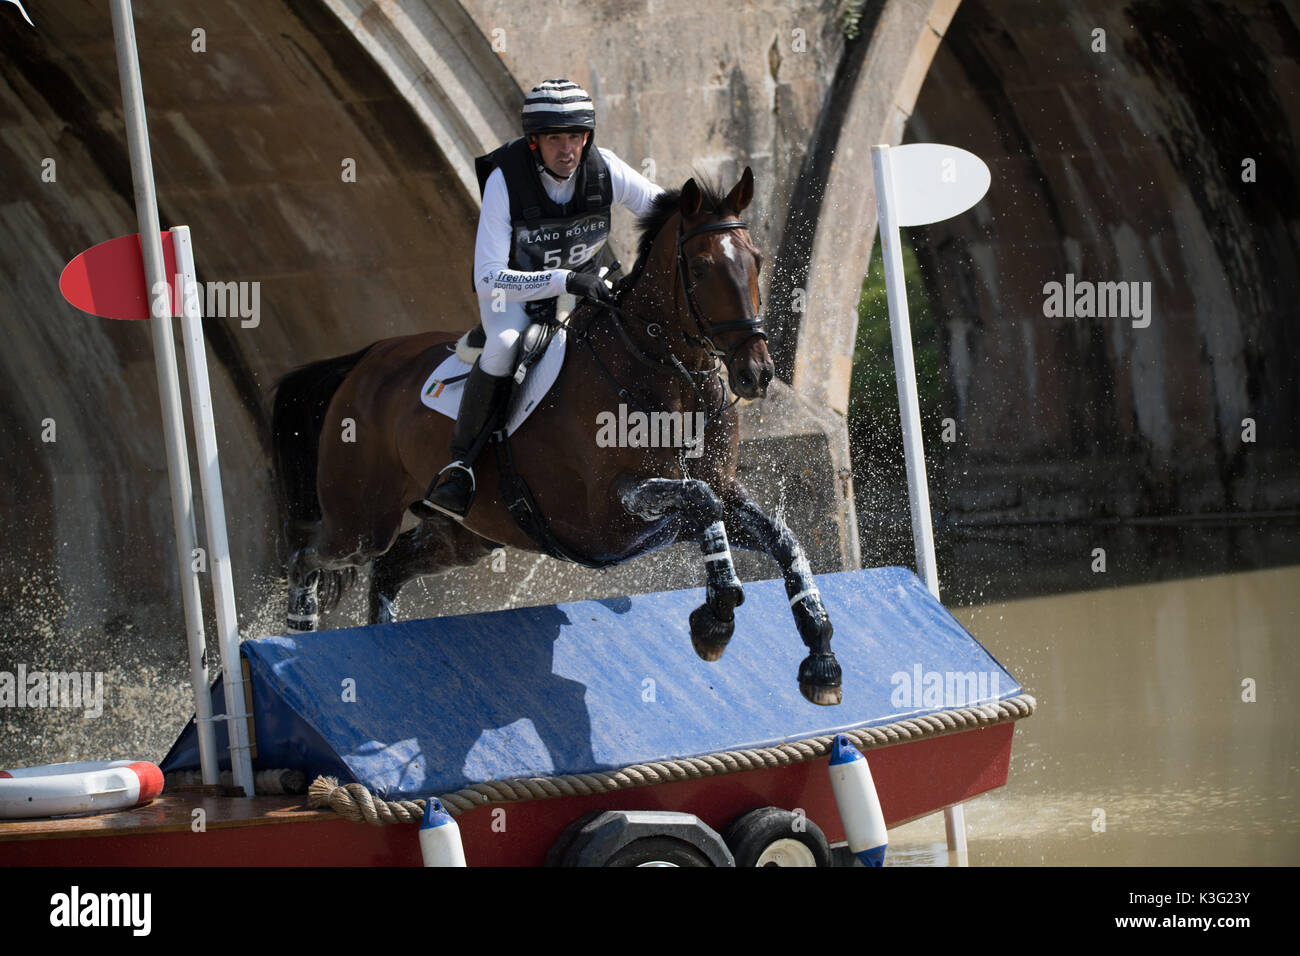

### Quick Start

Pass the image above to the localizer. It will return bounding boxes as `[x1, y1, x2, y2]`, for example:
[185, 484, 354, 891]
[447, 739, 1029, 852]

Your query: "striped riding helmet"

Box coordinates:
[522, 79, 595, 135]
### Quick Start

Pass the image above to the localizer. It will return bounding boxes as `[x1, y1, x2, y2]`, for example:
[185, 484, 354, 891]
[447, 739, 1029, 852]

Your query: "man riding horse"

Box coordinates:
[413, 79, 665, 521]
[272, 92, 845, 704]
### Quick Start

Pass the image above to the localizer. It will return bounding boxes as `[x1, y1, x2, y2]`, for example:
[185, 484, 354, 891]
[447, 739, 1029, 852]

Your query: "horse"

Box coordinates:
[269, 167, 843, 705]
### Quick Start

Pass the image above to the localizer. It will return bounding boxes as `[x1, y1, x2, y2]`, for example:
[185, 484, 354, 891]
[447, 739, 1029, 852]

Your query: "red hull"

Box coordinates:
[1, 724, 1013, 866]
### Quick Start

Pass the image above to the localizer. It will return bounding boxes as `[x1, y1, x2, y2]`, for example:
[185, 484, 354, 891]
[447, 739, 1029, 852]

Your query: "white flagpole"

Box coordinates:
[172, 227, 255, 798]
[872, 145, 942, 599]
[107, 0, 220, 787]
[871, 144, 968, 865]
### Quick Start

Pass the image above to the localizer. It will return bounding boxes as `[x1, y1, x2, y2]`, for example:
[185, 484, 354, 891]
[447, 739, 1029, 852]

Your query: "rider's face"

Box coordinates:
[533, 131, 589, 178]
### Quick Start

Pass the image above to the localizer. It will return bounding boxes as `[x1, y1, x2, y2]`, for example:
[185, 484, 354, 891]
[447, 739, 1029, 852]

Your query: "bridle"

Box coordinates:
[575, 213, 768, 437]
[586, 215, 768, 370]
[673, 217, 768, 368]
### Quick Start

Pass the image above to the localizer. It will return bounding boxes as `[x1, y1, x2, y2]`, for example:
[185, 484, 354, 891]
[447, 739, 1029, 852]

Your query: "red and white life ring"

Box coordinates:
[0, 760, 164, 819]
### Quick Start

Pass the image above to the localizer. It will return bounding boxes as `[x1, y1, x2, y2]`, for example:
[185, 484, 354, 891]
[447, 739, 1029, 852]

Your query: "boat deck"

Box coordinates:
[0, 787, 389, 865]
[0, 788, 327, 842]
[1, 567, 1031, 866]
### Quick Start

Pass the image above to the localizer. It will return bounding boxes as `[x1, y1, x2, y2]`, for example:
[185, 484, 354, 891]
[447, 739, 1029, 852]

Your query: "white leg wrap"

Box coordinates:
[702, 520, 731, 558]
[788, 587, 821, 608]
[702, 521, 741, 591]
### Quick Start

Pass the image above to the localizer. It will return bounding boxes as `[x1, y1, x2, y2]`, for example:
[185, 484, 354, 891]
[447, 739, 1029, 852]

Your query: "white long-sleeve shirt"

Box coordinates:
[473, 147, 665, 303]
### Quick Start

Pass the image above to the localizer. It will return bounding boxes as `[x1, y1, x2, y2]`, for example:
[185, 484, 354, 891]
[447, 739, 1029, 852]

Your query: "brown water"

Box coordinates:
[885, 565, 1300, 865]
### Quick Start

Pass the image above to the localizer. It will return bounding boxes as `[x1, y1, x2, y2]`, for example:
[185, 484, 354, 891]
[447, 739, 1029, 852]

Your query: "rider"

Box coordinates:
[413, 78, 665, 521]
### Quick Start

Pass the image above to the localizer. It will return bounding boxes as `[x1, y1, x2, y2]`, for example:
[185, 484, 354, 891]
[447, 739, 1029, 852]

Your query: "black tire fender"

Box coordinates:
[722, 806, 833, 867]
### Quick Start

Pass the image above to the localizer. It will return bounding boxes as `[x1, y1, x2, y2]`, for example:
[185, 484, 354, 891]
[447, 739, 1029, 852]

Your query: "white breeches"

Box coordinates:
[478, 298, 532, 377]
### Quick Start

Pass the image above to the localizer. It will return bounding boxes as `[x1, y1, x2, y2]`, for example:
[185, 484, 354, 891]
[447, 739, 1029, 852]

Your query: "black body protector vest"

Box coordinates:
[474, 136, 613, 323]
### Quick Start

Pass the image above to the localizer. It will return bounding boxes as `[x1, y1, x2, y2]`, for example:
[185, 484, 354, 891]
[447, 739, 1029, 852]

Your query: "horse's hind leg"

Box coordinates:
[368, 516, 498, 625]
[286, 506, 404, 632]
[287, 535, 359, 633]
[722, 483, 840, 706]
[286, 551, 322, 632]
[618, 477, 745, 662]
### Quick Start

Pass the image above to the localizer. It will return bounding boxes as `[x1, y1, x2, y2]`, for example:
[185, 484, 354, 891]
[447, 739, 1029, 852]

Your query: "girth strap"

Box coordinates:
[492, 429, 617, 570]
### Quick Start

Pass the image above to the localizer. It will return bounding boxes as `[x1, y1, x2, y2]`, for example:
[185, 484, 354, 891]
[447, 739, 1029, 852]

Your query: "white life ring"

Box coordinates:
[0, 760, 164, 819]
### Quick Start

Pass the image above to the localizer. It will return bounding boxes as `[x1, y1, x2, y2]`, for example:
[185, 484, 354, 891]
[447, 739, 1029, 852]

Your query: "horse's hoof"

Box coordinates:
[799, 682, 843, 706]
[689, 604, 734, 662]
[798, 653, 842, 706]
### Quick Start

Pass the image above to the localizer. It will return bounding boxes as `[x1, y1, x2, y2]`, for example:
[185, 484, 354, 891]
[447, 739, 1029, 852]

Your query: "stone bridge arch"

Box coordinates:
[319, 0, 520, 200]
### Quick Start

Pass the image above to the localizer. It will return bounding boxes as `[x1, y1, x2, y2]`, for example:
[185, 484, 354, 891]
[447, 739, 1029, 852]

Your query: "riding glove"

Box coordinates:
[565, 271, 616, 304]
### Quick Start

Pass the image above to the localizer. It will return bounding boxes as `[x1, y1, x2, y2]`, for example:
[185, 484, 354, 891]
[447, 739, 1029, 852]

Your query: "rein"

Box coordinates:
[582, 322, 736, 436]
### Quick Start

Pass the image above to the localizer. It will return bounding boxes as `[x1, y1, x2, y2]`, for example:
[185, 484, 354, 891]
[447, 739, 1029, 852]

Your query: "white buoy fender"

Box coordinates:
[419, 797, 467, 867]
[828, 735, 888, 866]
[0, 760, 164, 819]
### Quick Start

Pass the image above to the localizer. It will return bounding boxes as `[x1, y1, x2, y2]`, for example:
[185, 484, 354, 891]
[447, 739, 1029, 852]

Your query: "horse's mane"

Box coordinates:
[614, 177, 733, 300]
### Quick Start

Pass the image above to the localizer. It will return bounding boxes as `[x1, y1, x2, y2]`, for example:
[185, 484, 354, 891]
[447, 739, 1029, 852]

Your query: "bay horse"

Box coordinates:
[270, 168, 842, 705]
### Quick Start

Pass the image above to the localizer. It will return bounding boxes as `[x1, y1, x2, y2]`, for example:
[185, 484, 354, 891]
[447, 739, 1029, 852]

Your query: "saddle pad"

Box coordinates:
[420, 328, 567, 437]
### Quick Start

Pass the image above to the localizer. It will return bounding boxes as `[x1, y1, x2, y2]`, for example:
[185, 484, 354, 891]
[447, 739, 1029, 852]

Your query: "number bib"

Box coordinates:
[513, 211, 611, 274]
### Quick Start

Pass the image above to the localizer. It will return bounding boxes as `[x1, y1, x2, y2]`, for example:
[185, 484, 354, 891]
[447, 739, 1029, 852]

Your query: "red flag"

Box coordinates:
[59, 232, 180, 320]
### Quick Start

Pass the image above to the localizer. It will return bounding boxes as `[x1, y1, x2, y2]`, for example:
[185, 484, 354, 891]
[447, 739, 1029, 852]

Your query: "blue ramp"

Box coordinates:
[161, 567, 1021, 799]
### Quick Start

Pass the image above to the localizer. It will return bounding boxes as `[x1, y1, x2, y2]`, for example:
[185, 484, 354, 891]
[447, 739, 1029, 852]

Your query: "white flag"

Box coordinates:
[883, 143, 990, 227]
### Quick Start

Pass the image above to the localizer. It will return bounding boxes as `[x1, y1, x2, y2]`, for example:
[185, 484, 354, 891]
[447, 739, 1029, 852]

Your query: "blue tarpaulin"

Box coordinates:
[161, 567, 1021, 799]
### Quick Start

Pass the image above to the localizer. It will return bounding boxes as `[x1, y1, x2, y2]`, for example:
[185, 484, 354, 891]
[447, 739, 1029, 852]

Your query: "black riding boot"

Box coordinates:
[412, 362, 511, 521]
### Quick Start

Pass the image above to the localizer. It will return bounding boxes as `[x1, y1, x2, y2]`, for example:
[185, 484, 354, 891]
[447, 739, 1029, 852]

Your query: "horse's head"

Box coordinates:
[675, 167, 775, 400]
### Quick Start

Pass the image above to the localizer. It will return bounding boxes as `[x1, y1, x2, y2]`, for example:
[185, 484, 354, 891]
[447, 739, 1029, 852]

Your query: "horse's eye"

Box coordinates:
[691, 258, 709, 280]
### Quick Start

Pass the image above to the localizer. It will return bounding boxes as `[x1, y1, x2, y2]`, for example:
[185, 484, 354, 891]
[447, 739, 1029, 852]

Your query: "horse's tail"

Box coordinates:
[269, 343, 376, 612]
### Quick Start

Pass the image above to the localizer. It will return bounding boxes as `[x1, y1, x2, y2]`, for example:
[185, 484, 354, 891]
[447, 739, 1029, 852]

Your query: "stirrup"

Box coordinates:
[434, 459, 475, 492]
[415, 460, 476, 521]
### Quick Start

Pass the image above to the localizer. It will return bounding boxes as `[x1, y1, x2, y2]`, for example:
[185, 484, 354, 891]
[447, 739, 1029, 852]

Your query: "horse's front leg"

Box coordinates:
[618, 476, 744, 662]
[722, 484, 841, 706]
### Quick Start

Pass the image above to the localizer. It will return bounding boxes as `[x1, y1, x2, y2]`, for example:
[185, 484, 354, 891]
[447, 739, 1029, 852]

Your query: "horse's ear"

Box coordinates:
[680, 178, 703, 218]
[725, 166, 754, 214]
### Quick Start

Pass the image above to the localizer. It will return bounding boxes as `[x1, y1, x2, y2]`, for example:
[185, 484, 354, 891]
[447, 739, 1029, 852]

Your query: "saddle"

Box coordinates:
[453, 318, 562, 385]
